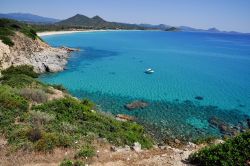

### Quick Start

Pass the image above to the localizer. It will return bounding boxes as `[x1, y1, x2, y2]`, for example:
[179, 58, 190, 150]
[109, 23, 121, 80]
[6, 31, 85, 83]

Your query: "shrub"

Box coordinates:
[27, 128, 42, 142]
[58, 134, 73, 148]
[60, 160, 85, 166]
[19, 88, 48, 103]
[74, 145, 95, 158]
[29, 110, 55, 126]
[60, 160, 73, 166]
[7, 126, 31, 146]
[49, 84, 68, 93]
[1, 65, 38, 78]
[81, 98, 95, 109]
[1, 74, 42, 88]
[73, 160, 85, 166]
[60, 122, 78, 134]
[34, 132, 59, 152]
[189, 131, 250, 166]
[0, 85, 28, 111]
[0, 35, 14, 46]
[33, 97, 91, 123]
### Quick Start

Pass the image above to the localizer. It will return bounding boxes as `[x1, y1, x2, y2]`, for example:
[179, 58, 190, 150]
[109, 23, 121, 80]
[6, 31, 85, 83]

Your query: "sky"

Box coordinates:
[1, 0, 250, 32]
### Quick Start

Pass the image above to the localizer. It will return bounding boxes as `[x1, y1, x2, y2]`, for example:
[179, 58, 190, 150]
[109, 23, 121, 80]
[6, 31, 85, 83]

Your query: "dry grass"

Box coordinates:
[19, 88, 48, 103]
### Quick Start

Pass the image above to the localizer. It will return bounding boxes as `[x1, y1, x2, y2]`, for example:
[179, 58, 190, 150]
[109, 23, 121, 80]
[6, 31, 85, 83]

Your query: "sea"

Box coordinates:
[40, 30, 250, 141]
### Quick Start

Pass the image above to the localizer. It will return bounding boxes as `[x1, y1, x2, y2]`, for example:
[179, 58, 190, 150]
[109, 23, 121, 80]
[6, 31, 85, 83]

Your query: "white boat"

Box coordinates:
[145, 68, 154, 74]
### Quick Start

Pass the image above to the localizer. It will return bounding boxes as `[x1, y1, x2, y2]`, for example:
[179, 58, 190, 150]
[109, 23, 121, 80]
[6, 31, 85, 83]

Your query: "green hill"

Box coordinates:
[56, 14, 140, 29]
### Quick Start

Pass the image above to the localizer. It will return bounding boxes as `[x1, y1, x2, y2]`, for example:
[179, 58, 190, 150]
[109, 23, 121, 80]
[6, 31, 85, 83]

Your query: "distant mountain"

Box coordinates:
[140, 23, 245, 34]
[207, 27, 220, 33]
[56, 14, 140, 29]
[165, 27, 180, 31]
[1, 13, 245, 33]
[0, 13, 60, 24]
[138, 24, 171, 30]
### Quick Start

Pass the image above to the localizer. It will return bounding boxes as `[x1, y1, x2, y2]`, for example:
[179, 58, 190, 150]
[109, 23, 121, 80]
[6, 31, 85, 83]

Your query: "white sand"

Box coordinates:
[37, 29, 146, 37]
[37, 30, 114, 37]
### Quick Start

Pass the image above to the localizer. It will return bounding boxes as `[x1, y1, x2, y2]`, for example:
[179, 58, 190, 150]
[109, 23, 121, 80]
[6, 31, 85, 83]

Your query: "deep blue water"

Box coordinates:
[40, 31, 250, 141]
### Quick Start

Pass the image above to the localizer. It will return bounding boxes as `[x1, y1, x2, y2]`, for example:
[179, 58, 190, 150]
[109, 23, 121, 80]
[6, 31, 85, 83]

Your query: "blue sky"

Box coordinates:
[1, 0, 250, 32]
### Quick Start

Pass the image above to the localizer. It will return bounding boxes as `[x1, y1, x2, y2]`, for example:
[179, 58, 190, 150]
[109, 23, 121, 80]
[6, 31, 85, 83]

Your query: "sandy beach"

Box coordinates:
[37, 30, 110, 37]
[37, 29, 146, 37]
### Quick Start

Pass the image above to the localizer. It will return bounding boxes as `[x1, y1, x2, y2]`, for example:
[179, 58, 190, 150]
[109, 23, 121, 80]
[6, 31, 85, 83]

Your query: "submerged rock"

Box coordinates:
[125, 100, 149, 110]
[209, 116, 241, 136]
[116, 114, 135, 121]
[195, 96, 204, 100]
[247, 119, 250, 128]
[60, 46, 80, 52]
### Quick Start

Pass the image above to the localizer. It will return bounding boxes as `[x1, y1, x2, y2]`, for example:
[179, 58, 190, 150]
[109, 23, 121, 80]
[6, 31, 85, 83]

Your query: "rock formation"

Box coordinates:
[0, 32, 71, 73]
[125, 100, 149, 110]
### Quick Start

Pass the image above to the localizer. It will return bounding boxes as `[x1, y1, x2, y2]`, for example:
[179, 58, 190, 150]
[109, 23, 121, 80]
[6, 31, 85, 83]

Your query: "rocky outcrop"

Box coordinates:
[115, 114, 135, 121]
[124, 100, 149, 110]
[0, 32, 71, 73]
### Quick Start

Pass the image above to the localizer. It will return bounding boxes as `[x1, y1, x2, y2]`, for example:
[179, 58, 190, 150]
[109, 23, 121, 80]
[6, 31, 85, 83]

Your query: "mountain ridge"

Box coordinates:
[56, 14, 140, 29]
[0, 13, 60, 24]
[0, 13, 247, 34]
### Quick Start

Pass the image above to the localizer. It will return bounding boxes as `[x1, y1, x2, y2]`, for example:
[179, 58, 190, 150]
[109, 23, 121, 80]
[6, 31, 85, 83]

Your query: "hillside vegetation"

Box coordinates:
[0, 65, 153, 159]
[189, 131, 250, 166]
[0, 18, 40, 46]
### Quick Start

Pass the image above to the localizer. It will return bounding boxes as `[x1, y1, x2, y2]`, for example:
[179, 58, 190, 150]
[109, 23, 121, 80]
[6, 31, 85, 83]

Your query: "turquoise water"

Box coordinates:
[40, 31, 250, 141]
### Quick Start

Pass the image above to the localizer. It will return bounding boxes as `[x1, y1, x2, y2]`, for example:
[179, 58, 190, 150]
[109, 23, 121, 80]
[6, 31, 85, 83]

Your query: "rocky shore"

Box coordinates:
[0, 32, 73, 73]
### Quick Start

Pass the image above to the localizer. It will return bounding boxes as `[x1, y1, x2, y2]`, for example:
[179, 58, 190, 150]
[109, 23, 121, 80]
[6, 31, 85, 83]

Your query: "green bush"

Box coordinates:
[49, 84, 68, 92]
[27, 128, 42, 142]
[34, 132, 59, 152]
[75, 145, 95, 158]
[1, 74, 42, 88]
[60, 159, 73, 166]
[0, 35, 14, 46]
[58, 133, 73, 148]
[0, 85, 28, 111]
[0, 18, 39, 47]
[189, 131, 250, 166]
[81, 98, 95, 109]
[1, 65, 38, 78]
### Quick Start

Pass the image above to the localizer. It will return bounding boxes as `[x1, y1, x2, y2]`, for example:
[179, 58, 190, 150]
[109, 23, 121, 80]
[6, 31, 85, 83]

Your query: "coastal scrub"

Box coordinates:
[189, 131, 250, 166]
[0, 65, 153, 155]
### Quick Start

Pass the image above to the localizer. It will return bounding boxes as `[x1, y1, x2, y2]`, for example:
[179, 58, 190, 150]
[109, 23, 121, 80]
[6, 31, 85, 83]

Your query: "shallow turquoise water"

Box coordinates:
[40, 31, 250, 140]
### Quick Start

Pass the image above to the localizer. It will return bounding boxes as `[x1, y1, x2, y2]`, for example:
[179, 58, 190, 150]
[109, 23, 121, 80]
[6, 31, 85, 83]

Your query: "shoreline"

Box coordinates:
[37, 29, 139, 37]
[37, 30, 107, 37]
[37, 29, 160, 37]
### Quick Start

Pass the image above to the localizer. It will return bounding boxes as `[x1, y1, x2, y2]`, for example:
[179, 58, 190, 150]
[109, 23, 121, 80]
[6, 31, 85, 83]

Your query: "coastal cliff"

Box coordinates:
[0, 32, 70, 73]
[0, 18, 71, 73]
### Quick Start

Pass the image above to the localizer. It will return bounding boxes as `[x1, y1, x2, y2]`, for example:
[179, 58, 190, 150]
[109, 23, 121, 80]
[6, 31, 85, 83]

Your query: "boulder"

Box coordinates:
[125, 100, 148, 110]
[174, 139, 181, 144]
[132, 142, 142, 152]
[110, 145, 131, 152]
[187, 142, 197, 148]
